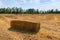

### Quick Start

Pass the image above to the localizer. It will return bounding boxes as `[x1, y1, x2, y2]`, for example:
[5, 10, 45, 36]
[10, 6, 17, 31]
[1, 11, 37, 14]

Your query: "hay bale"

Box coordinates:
[10, 20, 40, 32]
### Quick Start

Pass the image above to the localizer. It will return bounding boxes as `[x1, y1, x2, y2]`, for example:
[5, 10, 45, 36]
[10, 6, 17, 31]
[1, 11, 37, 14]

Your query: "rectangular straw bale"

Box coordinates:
[10, 20, 40, 32]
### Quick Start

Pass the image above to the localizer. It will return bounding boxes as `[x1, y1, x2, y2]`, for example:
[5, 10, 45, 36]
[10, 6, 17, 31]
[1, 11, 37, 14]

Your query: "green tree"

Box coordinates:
[26, 8, 36, 14]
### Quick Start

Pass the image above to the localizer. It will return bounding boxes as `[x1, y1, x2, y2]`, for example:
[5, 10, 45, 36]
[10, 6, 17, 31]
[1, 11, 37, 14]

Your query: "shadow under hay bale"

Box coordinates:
[9, 20, 40, 34]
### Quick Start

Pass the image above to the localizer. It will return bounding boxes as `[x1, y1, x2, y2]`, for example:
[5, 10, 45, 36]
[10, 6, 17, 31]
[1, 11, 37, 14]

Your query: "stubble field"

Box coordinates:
[0, 14, 60, 40]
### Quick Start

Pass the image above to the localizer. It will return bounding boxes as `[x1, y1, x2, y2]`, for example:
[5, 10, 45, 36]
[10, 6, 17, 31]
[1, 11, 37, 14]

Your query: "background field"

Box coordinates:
[0, 14, 60, 40]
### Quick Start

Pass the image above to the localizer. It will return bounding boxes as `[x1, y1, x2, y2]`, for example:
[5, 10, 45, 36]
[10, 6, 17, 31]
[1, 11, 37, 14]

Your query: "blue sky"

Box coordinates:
[0, 0, 60, 10]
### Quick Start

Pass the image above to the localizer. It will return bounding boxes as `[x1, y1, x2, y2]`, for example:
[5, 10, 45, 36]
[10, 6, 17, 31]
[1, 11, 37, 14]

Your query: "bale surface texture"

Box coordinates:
[10, 20, 40, 32]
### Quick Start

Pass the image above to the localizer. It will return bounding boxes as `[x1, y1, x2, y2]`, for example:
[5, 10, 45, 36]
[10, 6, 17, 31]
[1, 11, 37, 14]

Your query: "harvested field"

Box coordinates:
[0, 14, 60, 40]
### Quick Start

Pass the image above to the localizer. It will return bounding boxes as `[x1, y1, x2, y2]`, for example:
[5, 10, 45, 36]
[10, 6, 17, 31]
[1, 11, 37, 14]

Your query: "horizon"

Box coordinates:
[0, 0, 60, 10]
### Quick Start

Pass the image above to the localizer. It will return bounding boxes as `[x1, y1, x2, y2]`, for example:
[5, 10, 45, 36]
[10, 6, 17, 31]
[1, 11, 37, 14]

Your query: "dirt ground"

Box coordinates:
[0, 14, 60, 40]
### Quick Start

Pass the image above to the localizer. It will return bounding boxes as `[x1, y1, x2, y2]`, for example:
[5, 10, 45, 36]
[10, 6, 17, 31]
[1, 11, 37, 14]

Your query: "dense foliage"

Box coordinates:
[0, 7, 60, 14]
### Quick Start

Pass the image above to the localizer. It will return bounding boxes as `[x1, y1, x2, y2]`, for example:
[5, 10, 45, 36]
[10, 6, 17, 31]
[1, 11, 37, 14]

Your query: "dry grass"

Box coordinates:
[0, 14, 60, 40]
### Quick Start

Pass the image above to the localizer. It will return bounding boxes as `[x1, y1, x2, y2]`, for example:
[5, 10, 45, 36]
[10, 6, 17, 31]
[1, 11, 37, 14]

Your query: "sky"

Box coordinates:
[0, 0, 60, 10]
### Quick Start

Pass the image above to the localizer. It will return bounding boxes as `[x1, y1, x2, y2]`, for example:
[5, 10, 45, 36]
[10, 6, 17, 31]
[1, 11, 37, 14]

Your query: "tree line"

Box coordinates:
[0, 7, 60, 14]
